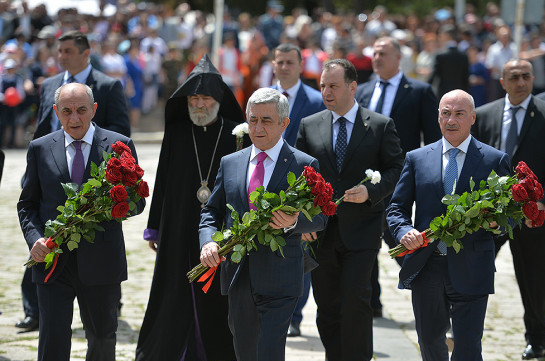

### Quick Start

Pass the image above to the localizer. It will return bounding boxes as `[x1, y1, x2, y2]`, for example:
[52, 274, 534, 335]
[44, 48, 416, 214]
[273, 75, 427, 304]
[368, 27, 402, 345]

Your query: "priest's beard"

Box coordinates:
[188, 102, 220, 127]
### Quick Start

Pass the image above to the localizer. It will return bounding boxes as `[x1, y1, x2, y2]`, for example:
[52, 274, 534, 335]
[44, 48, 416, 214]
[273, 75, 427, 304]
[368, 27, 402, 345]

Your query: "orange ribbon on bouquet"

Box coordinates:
[197, 265, 218, 293]
[397, 232, 429, 257]
[43, 237, 59, 283]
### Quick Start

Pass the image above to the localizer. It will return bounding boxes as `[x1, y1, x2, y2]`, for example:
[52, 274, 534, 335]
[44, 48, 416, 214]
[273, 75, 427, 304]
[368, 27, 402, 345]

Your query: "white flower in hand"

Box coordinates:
[371, 171, 381, 184]
[232, 123, 249, 137]
[365, 169, 374, 179]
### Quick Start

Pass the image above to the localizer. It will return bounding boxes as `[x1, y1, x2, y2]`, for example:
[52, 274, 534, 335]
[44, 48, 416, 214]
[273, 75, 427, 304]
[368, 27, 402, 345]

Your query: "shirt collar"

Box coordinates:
[442, 134, 471, 155]
[277, 79, 301, 98]
[332, 100, 359, 124]
[65, 64, 92, 84]
[504, 94, 532, 111]
[64, 122, 95, 148]
[377, 70, 403, 88]
[250, 137, 284, 163]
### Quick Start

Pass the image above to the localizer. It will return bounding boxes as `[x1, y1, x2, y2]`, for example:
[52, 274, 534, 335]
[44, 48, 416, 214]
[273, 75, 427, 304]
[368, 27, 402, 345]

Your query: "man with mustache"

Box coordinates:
[136, 55, 249, 361]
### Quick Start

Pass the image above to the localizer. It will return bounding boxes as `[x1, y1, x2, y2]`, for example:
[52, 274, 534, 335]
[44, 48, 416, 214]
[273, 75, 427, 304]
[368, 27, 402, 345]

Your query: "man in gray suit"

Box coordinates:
[199, 88, 327, 361]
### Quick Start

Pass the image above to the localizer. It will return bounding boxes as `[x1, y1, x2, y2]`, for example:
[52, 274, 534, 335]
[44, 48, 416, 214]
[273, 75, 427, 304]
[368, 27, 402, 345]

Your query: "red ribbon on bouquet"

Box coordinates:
[44, 237, 59, 283]
[397, 232, 429, 257]
[197, 266, 218, 293]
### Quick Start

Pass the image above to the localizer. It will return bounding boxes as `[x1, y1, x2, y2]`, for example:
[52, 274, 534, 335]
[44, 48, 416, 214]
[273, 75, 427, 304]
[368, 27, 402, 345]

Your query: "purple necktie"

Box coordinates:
[248, 152, 267, 210]
[72, 140, 85, 186]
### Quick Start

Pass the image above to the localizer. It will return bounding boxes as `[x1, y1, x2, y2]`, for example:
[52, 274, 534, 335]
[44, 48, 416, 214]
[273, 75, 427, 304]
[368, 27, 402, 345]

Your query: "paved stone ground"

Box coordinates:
[0, 106, 539, 360]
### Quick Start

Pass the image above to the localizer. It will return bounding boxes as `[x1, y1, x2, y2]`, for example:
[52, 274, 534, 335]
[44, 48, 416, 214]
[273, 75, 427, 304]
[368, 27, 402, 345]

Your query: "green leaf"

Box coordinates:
[56, 206, 65, 213]
[279, 205, 298, 214]
[301, 208, 312, 221]
[67, 240, 78, 251]
[129, 201, 136, 211]
[260, 199, 271, 209]
[90, 162, 98, 177]
[287, 172, 296, 186]
[70, 233, 81, 243]
[231, 252, 242, 263]
[470, 177, 475, 191]
[452, 240, 461, 253]
[62, 183, 78, 198]
[44, 253, 55, 269]
[270, 238, 279, 251]
[212, 231, 224, 243]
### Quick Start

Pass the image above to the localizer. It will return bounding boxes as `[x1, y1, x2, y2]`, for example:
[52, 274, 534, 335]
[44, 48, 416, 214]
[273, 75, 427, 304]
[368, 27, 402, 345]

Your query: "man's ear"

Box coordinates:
[53, 104, 59, 118]
[281, 117, 290, 130]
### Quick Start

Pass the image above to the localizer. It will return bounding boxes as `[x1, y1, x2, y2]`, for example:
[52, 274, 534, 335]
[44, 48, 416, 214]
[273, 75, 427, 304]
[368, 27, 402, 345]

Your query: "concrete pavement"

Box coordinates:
[0, 107, 534, 360]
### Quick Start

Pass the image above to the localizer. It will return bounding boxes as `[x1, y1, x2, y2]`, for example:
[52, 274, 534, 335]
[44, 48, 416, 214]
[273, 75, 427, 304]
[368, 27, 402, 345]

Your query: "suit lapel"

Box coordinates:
[318, 111, 337, 171]
[85, 69, 97, 91]
[86, 127, 108, 182]
[427, 141, 445, 201]
[342, 107, 369, 173]
[290, 85, 309, 123]
[236, 148, 252, 212]
[391, 76, 410, 117]
[457, 138, 484, 194]
[267, 141, 294, 193]
[50, 131, 71, 183]
[517, 98, 538, 156]
[491, 100, 505, 150]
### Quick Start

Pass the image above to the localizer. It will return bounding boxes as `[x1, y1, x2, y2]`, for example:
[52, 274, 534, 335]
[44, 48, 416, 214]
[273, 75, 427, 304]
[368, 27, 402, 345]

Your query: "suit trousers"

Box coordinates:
[411, 254, 488, 361]
[227, 261, 298, 361]
[36, 252, 121, 361]
[22, 265, 39, 318]
[311, 217, 377, 361]
[510, 226, 545, 347]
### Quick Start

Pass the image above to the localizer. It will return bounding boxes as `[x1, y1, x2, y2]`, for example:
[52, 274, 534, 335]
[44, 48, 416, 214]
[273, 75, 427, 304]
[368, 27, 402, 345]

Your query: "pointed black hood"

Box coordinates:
[165, 54, 244, 126]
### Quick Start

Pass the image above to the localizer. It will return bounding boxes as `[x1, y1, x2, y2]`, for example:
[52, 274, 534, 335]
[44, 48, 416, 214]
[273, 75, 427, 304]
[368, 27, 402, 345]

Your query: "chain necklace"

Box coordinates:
[192, 119, 223, 208]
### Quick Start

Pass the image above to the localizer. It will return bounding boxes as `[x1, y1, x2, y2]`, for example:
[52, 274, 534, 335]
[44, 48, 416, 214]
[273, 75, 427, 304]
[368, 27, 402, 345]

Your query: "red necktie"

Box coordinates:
[248, 152, 267, 210]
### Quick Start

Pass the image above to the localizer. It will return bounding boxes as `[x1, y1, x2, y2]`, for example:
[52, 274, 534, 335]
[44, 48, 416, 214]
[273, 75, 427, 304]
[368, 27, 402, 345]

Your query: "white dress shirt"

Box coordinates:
[441, 135, 471, 181]
[332, 100, 360, 150]
[368, 71, 403, 117]
[247, 137, 285, 191]
[276, 79, 301, 114]
[64, 123, 95, 178]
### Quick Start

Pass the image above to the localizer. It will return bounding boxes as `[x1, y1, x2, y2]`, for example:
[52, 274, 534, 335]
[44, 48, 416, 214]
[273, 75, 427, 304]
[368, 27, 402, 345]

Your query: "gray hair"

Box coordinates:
[54, 83, 94, 107]
[246, 88, 289, 121]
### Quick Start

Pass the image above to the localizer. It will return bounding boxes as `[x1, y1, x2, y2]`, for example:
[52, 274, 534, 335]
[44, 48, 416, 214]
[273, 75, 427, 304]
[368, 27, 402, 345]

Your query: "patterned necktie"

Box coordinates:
[438, 148, 460, 255]
[375, 81, 390, 114]
[248, 152, 267, 210]
[282, 91, 289, 98]
[71, 140, 85, 187]
[504, 106, 520, 157]
[68, 75, 76, 83]
[335, 117, 347, 173]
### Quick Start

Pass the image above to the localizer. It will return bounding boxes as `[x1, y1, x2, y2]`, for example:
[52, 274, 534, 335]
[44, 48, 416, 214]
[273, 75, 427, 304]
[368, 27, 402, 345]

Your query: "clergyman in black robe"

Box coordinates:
[135, 54, 249, 361]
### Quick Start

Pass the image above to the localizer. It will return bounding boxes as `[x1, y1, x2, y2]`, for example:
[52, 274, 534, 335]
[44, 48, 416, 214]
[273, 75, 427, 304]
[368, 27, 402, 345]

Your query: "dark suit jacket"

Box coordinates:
[34, 69, 131, 139]
[18, 125, 145, 285]
[387, 138, 510, 294]
[428, 46, 469, 98]
[296, 105, 404, 250]
[473, 96, 545, 228]
[199, 141, 327, 297]
[355, 74, 441, 153]
[272, 83, 325, 146]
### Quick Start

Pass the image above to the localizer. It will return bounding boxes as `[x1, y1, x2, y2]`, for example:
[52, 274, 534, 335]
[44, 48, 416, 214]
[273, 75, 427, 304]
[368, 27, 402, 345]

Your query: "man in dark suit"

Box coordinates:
[33, 30, 130, 139]
[199, 88, 327, 361]
[271, 43, 325, 147]
[473, 59, 545, 360]
[428, 25, 469, 99]
[17, 83, 145, 361]
[296, 59, 404, 361]
[17, 30, 131, 332]
[270, 42, 325, 337]
[387, 89, 510, 361]
[356, 36, 441, 316]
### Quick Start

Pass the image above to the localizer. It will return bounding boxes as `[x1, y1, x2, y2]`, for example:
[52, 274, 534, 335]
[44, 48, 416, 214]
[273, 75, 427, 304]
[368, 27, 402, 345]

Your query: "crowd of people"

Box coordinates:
[9, 0, 545, 360]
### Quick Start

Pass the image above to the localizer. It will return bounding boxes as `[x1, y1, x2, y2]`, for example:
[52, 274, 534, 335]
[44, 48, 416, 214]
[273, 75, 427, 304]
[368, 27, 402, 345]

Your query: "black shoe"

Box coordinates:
[372, 308, 383, 318]
[15, 316, 39, 331]
[522, 344, 545, 359]
[287, 322, 301, 337]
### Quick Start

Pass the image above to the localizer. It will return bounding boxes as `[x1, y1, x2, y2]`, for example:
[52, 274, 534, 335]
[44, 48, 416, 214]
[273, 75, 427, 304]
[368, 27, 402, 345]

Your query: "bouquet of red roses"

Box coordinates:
[24, 141, 150, 282]
[389, 161, 544, 258]
[187, 166, 336, 291]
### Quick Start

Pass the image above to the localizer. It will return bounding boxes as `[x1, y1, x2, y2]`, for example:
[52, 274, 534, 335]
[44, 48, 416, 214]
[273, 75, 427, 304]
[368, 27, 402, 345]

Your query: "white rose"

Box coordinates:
[365, 169, 374, 179]
[232, 123, 249, 137]
[371, 171, 381, 184]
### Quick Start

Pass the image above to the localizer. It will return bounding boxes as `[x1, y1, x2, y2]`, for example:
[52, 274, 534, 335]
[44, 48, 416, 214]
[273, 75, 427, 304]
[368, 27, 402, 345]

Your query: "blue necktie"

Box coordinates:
[438, 148, 460, 254]
[504, 106, 520, 157]
[72, 140, 85, 187]
[375, 81, 389, 114]
[335, 117, 347, 173]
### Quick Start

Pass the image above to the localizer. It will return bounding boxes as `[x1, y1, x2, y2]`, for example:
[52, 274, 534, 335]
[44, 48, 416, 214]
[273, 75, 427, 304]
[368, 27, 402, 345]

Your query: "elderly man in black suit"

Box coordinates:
[297, 59, 404, 361]
[356, 36, 441, 316]
[18, 83, 144, 361]
[473, 59, 545, 360]
[16, 30, 131, 332]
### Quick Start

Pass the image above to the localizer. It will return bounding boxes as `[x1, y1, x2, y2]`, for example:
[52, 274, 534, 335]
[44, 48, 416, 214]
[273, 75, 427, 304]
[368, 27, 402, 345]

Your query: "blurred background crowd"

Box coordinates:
[0, 0, 542, 148]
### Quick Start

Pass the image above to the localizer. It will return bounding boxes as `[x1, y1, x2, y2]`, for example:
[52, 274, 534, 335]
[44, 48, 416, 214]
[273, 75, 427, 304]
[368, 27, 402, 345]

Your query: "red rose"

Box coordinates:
[112, 141, 131, 156]
[521, 178, 544, 202]
[511, 184, 529, 203]
[110, 185, 128, 203]
[313, 193, 330, 207]
[105, 167, 123, 184]
[532, 180, 544, 201]
[311, 179, 326, 196]
[107, 157, 121, 170]
[111, 201, 129, 219]
[531, 210, 545, 227]
[120, 152, 136, 174]
[324, 182, 334, 202]
[122, 172, 138, 187]
[523, 201, 540, 221]
[136, 180, 149, 198]
[321, 201, 337, 216]
[304, 169, 319, 186]
[135, 164, 144, 179]
[516, 161, 537, 181]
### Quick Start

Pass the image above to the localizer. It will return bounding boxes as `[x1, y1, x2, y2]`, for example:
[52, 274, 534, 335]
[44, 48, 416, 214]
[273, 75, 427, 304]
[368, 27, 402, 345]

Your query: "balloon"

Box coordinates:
[4, 87, 21, 107]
